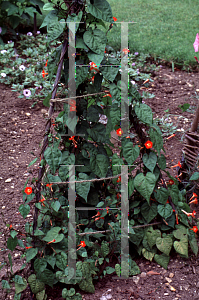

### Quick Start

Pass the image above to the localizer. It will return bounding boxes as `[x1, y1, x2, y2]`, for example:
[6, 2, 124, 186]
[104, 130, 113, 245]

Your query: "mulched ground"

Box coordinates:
[1, 64, 199, 300]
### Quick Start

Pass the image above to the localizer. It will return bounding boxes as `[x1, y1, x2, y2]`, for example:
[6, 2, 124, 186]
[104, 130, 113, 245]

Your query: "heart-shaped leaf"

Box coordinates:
[154, 254, 170, 269]
[174, 238, 188, 258]
[143, 152, 157, 172]
[134, 172, 156, 204]
[146, 228, 161, 249]
[156, 236, 173, 256]
[123, 142, 140, 165]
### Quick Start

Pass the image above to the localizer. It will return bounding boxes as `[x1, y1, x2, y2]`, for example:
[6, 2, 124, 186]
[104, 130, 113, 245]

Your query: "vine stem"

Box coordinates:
[34, 39, 68, 233]
[77, 222, 162, 236]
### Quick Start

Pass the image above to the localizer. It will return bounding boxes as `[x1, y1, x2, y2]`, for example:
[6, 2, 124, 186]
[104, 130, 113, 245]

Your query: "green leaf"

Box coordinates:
[143, 152, 157, 172]
[76, 66, 88, 88]
[28, 157, 38, 167]
[19, 204, 30, 219]
[28, 274, 45, 294]
[10, 230, 18, 239]
[129, 260, 141, 276]
[154, 254, 170, 269]
[35, 289, 46, 300]
[141, 202, 158, 223]
[26, 248, 38, 263]
[47, 21, 64, 42]
[110, 103, 120, 127]
[179, 103, 190, 112]
[46, 256, 56, 269]
[157, 154, 166, 170]
[14, 276, 27, 294]
[87, 0, 113, 23]
[154, 187, 168, 204]
[173, 225, 187, 240]
[128, 178, 134, 197]
[42, 227, 64, 243]
[67, 11, 83, 34]
[34, 229, 45, 236]
[7, 236, 18, 251]
[2, 280, 11, 290]
[39, 10, 58, 28]
[134, 172, 156, 204]
[56, 252, 68, 271]
[86, 105, 102, 122]
[156, 236, 173, 256]
[83, 28, 106, 55]
[123, 143, 140, 165]
[188, 231, 198, 256]
[43, 93, 51, 107]
[100, 64, 119, 83]
[37, 269, 54, 287]
[44, 147, 62, 174]
[90, 154, 109, 177]
[174, 238, 188, 258]
[43, 3, 54, 10]
[157, 204, 173, 219]
[106, 266, 115, 274]
[190, 172, 199, 181]
[146, 228, 161, 249]
[76, 173, 91, 201]
[142, 248, 155, 261]
[168, 185, 179, 205]
[149, 127, 163, 155]
[87, 123, 108, 143]
[135, 103, 153, 125]
[51, 201, 61, 212]
[34, 258, 47, 274]
[87, 51, 104, 65]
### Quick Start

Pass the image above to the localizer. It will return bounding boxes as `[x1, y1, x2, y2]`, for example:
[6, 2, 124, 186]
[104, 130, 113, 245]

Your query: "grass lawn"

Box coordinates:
[36, 0, 199, 68]
[106, 0, 199, 68]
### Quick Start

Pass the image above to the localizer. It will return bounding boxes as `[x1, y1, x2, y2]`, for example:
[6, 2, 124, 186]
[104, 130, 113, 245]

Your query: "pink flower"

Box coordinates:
[23, 89, 31, 97]
[193, 33, 199, 52]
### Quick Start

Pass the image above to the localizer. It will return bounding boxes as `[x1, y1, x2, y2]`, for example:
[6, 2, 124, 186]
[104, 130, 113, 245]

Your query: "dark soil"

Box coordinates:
[1, 65, 199, 300]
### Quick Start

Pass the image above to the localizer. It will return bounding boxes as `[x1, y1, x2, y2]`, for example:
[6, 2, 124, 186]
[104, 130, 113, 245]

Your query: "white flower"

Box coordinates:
[37, 31, 40, 34]
[27, 32, 32, 36]
[131, 80, 136, 85]
[23, 89, 31, 97]
[1, 50, 7, 54]
[19, 65, 26, 71]
[1, 73, 6, 77]
[0, 27, 2, 34]
[8, 40, 12, 43]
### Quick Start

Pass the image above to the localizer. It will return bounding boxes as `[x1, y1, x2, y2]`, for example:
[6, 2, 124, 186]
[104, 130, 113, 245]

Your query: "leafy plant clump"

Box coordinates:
[1, 0, 199, 298]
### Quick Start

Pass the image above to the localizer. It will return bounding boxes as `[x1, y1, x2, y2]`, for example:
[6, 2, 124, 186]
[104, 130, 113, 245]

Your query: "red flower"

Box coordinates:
[116, 128, 123, 136]
[42, 70, 48, 78]
[47, 239, 56, 244]
[181, 209, 196, 218]
[26, 246, 33, 249]
[144, 141, 153, 149]
[116, 193, 121, 199]
[168, 179, 175, 185]
[113, 17, 117, 21]
[24, 187, 32, 195]
[117, 176, 121, 183]
[80, 241, 86, 247]
[190, 226, 198, 233]
[171, 161, 182, 168]
[46, 183, 52, 188]
[103, 93, 112, 98]
[45, 60, 48, 67]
